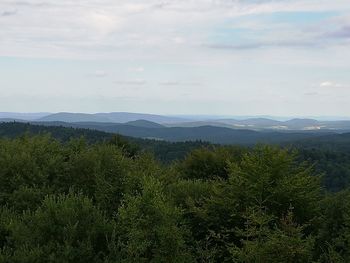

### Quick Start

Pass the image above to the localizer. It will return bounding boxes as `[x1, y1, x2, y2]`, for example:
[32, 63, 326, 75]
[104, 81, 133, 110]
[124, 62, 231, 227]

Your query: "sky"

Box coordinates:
[0, 0, 350, 116]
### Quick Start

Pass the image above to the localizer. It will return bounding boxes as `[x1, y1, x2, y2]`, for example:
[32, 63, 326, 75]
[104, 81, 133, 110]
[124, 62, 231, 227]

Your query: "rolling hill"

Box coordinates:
[2, 112, 350, 132]
[38, 112, 190, 124]
[166, 118, 350, 131]
[27, 120, 332, 145]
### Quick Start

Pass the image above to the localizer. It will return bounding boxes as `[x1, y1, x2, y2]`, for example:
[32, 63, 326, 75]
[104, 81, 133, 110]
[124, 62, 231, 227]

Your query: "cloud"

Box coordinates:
[159, 81, 202, 86]
[91, 70, 107, 78]
[1, 10, 17, 16]
[8, 1, 50, 7]
[128, 67, 145, 73]
[159, 81, 180, 86]
[83, 11, 123, 36]
[304, 92, 319, 96]
[1, 0, 349, 60]
[328, 26, 350, 39]
[114, 80, 147, 85]
[320, 81, 348, 88]
[206, 40, 317, 50]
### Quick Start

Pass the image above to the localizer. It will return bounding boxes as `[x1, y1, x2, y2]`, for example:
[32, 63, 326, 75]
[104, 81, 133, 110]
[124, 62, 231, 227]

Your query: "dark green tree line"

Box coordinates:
[0, 135, 349, 262]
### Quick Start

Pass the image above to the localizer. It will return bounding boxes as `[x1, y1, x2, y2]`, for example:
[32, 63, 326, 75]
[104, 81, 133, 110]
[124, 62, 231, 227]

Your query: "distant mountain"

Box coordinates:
[284, 119, 320, 130]
[166, 118, 350, 131]
[164, 118, 287, 130]
[220, 118, 282, 126]
[30, 121, 332, 145]
[0, 118, 26, 123]
[164, 121, 235, 129]
[0, 112, 50, 120]
[3, 112, 350, 132]
[38, 112, 190, 124]
[94, 112, 189, 123]
[38, 113, 112, 123]
[125, 120, 165, 128]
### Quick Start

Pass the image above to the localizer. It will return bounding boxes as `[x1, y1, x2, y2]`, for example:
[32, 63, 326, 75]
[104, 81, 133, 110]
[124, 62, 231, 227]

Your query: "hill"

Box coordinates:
[38, 112, 189, 124]
[0, 122, 211, 162]
[125, 120, 165, 128]
[1, 122, 350, 191]
[0, 122, 113, 143]
[29, 121, 331, 145]
[38, 112, 112, 123]
[0, 112, 50, 120]
[3, 112, 350, 131]
[291, 132, 350, 152]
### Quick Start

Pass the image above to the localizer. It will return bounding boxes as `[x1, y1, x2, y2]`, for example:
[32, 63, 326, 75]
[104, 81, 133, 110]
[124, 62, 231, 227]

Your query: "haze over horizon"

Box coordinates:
[1, 0, 349, 116]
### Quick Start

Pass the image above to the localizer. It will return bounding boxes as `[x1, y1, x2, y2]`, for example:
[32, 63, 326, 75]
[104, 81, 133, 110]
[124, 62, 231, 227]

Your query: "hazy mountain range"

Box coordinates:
[1, 112, 350, 144]
[37, 112, 189, 124]
[1, 112, 350, 131]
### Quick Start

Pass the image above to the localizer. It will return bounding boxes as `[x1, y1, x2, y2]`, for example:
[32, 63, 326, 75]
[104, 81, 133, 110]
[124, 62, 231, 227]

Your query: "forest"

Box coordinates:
[0, 123, 350, 262]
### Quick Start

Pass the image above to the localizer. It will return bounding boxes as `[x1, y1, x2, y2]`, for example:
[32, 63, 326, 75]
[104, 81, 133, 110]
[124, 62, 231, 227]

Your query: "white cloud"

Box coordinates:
[114, 80, 147, 85]
[0, 0, 348, 59]
[159, 81, 202, 86]
[82, 11, 123, 36]
[92, 70, 107, 77]
[1, 9, 17, 16]
[320, 81, 348, 88]
[128, 67, 145, 73]
[1, 0, 350, 115]
[159, 81, 180, 86]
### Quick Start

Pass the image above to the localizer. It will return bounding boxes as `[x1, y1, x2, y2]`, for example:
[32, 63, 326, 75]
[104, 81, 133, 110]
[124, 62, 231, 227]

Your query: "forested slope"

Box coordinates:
[1, 122, 350, 191]
[0, 134, 350, 262]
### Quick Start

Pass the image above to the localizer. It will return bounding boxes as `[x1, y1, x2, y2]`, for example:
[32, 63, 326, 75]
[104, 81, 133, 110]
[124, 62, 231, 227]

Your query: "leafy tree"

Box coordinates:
[0, 130, 349, 262]
[0, 135, 64, 209]
[108, 134, 140, 158]
[230, 208, 314, 263]
[185, 146, 322, 261]
[1, 193, 115, 263]
[316, 190, 350, 262]
[115, 176, 194, 262]
[179, 146, 244, 180]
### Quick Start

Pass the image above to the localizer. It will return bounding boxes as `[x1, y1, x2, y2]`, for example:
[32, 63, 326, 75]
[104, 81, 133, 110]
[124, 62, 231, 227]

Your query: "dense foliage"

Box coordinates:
[2, 122, 350, 191]
[0, 133, 349, 262]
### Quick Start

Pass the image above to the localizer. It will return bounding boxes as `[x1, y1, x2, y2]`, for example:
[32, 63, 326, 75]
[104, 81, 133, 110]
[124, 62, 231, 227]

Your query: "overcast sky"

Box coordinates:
[0, 0, 350, 116]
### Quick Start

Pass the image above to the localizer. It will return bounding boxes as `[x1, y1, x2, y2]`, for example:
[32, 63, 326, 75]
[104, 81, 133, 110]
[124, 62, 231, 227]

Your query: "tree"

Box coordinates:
[230, 208, 314, 263]
[185, 145, 322, 261]
[115, 176, 194, 262]
[1, 193, 115, 263]
[180, 146, 244, 180]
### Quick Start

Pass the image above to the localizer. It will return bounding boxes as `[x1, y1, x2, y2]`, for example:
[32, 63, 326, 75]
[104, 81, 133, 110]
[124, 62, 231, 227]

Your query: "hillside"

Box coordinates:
[30, 121, 332, 145]
[4, 112, 350, 131]
[0, 122, 113, 143]
[0, 112, 50, 120]
[38, 112, 189, 124]
[38, 113, 112, 123]
[1, 122, 350, 191]
[177, 118, 350, 131]
[125, 120, 165, 128]
[291, 132, 350, 152]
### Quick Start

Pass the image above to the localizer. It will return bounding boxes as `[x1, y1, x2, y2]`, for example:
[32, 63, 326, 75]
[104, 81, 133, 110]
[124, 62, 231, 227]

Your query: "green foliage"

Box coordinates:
[316, 190, 350, 262]
[182, 146, 322, 261]
[116, 176, 194, 262]
[108, 134, 140, 158]
[179, 146, 245, 180]
[1, 193, 114, 263]
[226, 146, 322, 224]
[230, 209, 314, 263]
[0, 122, 114, 143]
[298, 148, 350, 192]
[0, 131, 349, 262]
[0, 135, 64, 208]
